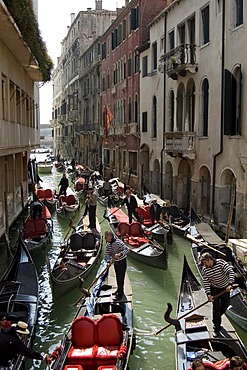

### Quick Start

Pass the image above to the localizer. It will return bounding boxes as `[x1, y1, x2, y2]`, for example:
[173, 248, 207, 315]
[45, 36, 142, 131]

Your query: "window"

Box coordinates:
[234, 0, 243, 27]
[160, 36, 165, 51]
[169, 30, 175, 50]
[201, 78, 209, 136]
[103, 149, 110, 166]
[142, 56, 148, 77]
[130, 7, 139, 31]
[1, 75, 7, 120]
[201, 5, 210, 45]
[152, 42, 157, 70]
[142, 111, 148, 132]
[128, 96, 132, 123]
[134, 51, 139, 74]
[128, 52, 132, 77]
[129, 151, 137, 176]
[152, 96, 157, 138]
[107, 69, 110, 89]
[224, 68, 241, 136]
[134, 94, 138, 123]
[123, 19, 127, 40]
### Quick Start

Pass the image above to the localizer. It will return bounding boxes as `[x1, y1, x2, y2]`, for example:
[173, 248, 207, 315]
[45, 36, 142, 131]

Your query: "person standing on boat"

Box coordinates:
[86, 187, 97, 229]
[0, 321, 50, 369]
[150, 199, 161, 225]
[230, 356, 247, 370]
[58, 173, 69, 197]
[200, 252, 235, 337]
[121, 189, 139, 223]
[104, 230, 129, 301]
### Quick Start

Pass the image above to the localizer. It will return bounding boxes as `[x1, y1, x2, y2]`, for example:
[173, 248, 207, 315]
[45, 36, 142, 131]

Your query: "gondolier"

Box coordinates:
[121, 189, 139, 223]
[104, 230, 129, 301]
[200, 252, 235, 337]
[58, 173, 69, 196]
[0, 321, 50, 369]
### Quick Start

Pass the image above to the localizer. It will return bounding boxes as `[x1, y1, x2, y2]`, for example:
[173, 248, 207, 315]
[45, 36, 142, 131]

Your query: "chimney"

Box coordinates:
[70, 13, 75, 24]
[95, 0, 102, 10]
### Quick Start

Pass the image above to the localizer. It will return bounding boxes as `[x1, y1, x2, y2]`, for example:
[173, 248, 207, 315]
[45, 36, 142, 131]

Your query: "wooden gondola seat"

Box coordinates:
[24, 218, 47, 238]
[96, 314, 123, 366]
[137, 205, 152, 226]
[36, 189, 45, 201]
[67, 194, 76, 205]
[44, 188, 53, 200]
[68, 316, 96, 366]
[118, 222, 130, 237]
[67, 314, 123, 367]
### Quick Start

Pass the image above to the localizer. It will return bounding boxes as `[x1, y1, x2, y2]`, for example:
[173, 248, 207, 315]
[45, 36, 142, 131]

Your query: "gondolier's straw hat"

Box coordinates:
[12, 321, 30, 335]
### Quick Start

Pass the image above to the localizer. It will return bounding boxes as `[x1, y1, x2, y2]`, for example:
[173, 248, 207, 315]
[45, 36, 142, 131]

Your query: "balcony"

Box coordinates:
[67, 109, 78, 121]
[164, 131, 196, 159]
[109, 124, 126, 136]
[159, 44, 197, 80]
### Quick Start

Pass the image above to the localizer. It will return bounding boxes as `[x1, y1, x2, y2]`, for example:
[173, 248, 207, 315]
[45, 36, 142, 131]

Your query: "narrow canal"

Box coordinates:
[0, 170, 246, 370]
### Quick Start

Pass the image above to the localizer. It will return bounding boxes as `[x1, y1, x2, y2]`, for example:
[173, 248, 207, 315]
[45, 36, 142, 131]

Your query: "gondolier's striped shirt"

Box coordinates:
[201, 259, 235, 295]
[104, 237, 129, 262]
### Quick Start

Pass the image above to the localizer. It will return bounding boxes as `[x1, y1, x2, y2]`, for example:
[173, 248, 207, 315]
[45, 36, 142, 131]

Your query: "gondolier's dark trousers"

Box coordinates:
[89, 205, 96, 228]
[210, 286, 230, 330]
[114, 258, 127, 296]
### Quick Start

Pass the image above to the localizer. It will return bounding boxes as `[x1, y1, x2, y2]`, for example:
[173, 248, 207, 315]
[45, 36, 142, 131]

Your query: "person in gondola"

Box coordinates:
[58, 173, 69, 197]
[191, 359, 205, 370]
[0, 314, 11, 332]
[150, 199, 161, 225]
[104, 230, 129, 301]
[0, 321, 50, 369]
[121, 189, 140, 223]
[230, 356, 247, 370]
[200, 252, 235, 337]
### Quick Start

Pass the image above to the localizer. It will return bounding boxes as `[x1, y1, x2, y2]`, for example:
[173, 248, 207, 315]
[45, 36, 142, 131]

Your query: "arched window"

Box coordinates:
[152, 96, 157, 138]
[134, 94, 138, 123]
[128, 96, 132, 123]
[201, 78, 209, 136]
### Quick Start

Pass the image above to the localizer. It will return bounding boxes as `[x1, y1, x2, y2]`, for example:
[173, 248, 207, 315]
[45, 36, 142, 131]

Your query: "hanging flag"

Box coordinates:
[104, 105, 113, 144]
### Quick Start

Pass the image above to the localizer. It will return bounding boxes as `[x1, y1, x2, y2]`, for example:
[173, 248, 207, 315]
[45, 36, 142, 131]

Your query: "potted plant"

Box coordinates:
[169, 56, 178, 69]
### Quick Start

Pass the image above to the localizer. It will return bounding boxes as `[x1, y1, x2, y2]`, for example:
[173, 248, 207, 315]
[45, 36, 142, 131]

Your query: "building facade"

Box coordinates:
[100, 0, 167, 188]
[0, 0, 51, 238]
[157, 0, 246, 236]
[51, 1, 118, 162]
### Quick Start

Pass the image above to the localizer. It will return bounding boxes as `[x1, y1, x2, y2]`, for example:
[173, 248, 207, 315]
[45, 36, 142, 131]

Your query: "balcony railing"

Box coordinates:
[159, 44, 197, 80]
[164, 131, 196, 159]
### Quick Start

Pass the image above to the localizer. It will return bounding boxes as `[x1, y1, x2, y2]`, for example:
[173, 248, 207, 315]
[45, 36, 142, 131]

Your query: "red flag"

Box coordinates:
[104, 105, 113, 144]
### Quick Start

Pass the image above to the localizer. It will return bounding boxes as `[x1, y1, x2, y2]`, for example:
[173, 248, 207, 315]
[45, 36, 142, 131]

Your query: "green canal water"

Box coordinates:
[0, 171, 246, 370]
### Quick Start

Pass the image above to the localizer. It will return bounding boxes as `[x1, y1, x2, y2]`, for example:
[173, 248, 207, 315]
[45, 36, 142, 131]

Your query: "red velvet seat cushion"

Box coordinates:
[64, 365, 83, 370]
[96, 314, 123, 347]
[67, 346, 96, 364]
[67, 194, 76, 205]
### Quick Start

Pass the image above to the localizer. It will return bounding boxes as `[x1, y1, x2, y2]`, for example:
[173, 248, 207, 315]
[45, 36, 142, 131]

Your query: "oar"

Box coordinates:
[73, 258, 115, 306]
[63, 218, 76, 241]
[99, 206, 122, 224]
[185, 232, 226, 257]
[141, 289, 229, 336]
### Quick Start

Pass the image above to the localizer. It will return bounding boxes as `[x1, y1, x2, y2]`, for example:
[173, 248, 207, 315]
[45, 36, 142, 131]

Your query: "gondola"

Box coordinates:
[50, 258, 135, 370]
[135, 203, 173, 244]
[186, 222, 247, 331]
[105, 207, 168, 270]
[0, 238, 39, 370]
[164, 256, 247, 370]
[20, 201, 53, 252]
[94, 177, 125, 208]
[56, 188, 80, 219]
[48, 215, 102, 298]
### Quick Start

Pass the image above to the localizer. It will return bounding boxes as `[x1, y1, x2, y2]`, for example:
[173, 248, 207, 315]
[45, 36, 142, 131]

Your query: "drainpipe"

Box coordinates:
[160, 11, 167, 199]
[211, 1, 225, 218]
